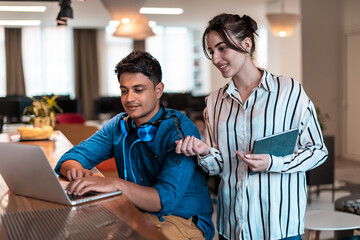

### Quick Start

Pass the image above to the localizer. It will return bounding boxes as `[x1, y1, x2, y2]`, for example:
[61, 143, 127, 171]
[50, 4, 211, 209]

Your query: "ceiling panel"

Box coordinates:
[0, 0, 279, 28]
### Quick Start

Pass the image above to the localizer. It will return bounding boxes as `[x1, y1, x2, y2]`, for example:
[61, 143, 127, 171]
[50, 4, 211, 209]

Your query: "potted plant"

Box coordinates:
[316, 106, 330, 132]
[23, 95, 63, 128]
[17, 96, 63, 140]
[307, 106, 335, 203]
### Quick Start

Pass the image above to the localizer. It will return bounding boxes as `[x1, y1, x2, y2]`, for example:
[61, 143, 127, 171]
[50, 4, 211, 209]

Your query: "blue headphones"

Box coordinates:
[120, 107, 168, 142]
[120, 107, 169, 183]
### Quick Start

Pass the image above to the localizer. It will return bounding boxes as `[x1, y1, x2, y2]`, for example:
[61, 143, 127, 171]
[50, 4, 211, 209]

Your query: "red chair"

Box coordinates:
[55, 123, 118, 175]
[96, 157, 117, 172]
[56, 113, 85, 124]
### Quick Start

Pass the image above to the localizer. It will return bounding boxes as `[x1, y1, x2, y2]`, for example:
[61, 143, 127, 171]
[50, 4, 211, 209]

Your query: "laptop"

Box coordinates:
[0, 142, 122, 205]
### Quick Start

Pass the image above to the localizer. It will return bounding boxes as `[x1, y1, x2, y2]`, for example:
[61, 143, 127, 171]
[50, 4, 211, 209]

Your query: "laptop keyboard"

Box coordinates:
[67, 191, 101, 201]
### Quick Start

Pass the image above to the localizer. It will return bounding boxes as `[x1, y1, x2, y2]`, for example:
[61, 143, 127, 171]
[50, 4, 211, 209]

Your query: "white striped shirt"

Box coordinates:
[198, 70, 328, 240]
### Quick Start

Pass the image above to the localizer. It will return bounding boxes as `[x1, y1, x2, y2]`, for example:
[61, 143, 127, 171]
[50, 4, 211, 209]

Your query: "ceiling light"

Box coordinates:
[56, 0, 74, 26]
[56, 12, 67, 24]
[0, 20, 41, 26]
[59, 0, 73, 20]
[57, 19, 67, 27]
[267, 13, 300, 37]
[139, 7, 183, 15]
[113, 23, 155, 40]
[113, 14, 155, 40]
[121, 18, 130, 24]
[266, 0, 300, 37]
[148, 20, 156, 28]
[0, 6, 46, 12]
[279, 31, 287, 37]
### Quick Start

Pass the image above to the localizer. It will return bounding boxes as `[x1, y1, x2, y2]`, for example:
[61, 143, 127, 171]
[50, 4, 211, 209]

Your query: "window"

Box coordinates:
[103, 26, 132, 96]
[101, 26, 196, 96]
[146, 26, 194, 93]
[255, 27, 268, 69]
[0, 27, 5, 97]
[1, 25, 268, 99]
[22, 26, 74, 97]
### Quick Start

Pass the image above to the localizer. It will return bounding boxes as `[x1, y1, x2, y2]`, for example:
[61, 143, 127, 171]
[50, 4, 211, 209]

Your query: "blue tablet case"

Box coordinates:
[253, 128, 299, 156]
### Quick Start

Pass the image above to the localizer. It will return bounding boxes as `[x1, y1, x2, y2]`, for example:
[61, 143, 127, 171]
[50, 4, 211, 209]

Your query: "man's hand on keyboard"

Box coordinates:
[67, 176, 121, 196]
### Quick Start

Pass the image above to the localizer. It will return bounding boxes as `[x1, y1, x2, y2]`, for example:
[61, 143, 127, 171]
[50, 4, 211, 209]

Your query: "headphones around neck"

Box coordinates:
[120, 106, 172, 183]
[120, 106, 185, 183]
[120, 106, 168, 142]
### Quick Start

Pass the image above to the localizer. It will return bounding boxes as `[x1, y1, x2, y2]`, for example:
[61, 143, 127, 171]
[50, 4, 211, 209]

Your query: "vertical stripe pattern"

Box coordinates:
[198, 70, 328, 240]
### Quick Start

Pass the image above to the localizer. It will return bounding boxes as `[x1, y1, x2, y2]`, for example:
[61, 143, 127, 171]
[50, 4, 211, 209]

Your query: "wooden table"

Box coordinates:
[0, 131, 167, 240]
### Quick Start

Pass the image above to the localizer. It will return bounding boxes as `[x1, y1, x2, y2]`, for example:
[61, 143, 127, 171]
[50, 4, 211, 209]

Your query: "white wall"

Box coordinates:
[342, 0, 360, 160]
[343, 0, 360, 33]
[309, 0, 360, 160]
[301, 0, 360, 160]
[302, 0, 342, 156]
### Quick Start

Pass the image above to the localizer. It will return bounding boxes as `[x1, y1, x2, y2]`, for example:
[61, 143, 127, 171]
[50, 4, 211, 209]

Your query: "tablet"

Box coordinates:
[253, 128, 299, 157]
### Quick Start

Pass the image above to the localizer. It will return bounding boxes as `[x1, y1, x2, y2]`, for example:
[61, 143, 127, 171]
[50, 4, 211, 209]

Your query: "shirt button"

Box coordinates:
[140, 178, 143, 181]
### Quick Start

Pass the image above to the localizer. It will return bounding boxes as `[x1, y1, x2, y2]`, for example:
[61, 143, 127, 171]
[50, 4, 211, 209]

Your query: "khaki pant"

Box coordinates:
[144, 213, 205, 240]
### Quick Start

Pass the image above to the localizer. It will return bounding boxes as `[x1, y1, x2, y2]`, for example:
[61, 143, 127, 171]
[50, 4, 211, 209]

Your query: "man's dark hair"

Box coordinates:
[114, 50, 162, 87]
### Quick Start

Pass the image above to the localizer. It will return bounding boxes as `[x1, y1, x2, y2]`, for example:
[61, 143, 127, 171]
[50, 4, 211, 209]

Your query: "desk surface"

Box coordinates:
[0, 131, 166, 240]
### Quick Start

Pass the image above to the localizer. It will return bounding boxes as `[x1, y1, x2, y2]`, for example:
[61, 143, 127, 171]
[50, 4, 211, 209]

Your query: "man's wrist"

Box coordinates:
[116, 178, 126, 192]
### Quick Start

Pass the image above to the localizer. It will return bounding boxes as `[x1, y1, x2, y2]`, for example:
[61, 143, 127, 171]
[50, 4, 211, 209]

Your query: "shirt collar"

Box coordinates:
[259, 69, 275, 93]
[221, 68, 274, 99]
[148, 105, 166, 123]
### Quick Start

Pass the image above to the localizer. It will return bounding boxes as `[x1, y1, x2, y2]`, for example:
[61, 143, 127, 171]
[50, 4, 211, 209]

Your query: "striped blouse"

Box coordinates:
[198, 69, 328, 240]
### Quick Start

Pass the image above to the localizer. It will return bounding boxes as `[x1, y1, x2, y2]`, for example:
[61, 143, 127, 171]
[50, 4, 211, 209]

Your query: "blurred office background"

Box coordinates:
[0, 0, 359, 164]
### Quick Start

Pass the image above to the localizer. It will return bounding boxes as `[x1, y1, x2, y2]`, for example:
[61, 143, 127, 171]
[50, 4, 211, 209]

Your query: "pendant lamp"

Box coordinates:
[101, 0, 155, 40]
[266, 0, 300, 37]
[113, 14, 155, 40]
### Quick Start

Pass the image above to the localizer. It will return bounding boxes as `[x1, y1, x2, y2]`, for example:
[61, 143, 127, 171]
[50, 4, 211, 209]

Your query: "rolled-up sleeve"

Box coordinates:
[54, 115, 120, 175]
[197, 148, 223, 175]
[153, 152, 197, 216]
[195, 103, 224, 176]
[152, 120, 202, 217]
[267, 100, 328, 173]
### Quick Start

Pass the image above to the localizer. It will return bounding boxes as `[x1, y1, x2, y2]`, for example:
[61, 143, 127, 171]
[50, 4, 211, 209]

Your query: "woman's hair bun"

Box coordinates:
[242, 15, 258, 33]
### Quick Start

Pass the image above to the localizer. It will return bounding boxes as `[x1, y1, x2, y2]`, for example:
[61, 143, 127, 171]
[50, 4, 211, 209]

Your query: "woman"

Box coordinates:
[176, 14, 328, 240]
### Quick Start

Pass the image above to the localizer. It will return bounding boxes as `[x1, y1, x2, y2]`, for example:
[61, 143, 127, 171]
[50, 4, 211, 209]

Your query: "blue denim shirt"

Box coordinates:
[54, 108, 215, 240]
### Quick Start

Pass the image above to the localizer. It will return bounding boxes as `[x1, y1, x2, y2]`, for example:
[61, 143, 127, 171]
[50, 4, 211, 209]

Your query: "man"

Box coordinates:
[54, 50, 214, 240]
